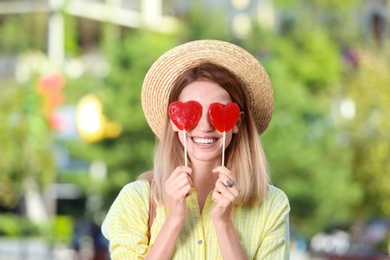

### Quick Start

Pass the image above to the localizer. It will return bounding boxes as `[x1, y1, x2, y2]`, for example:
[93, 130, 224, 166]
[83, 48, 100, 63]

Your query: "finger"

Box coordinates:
[167, 176, 191, 192]
[212, 166, 234, 177]
[213, 174, 234, 190]
[215, 174, 240, 195]
[169, 166, 192, 180]
[165, 167, 193, 199]
[167, 171, 192, 189]
[212, 190, 233, 206]
[166, 176, 193, 198]
[166, 166, 192, 187]
[212, 189, 224, 202]
[212, 166, 237, 183]
[218, 175, 234, 189]
[179, 183, 192, 197]
[214, 181, 239, 199]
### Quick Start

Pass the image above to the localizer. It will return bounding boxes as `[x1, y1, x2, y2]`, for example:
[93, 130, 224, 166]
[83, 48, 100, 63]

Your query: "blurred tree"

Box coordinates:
[62, 30, 179, 209]
[275, 0, 358, 10]
[63, 13, 80, 56]
[307, 0, 358, 10]
[178, 2, 230, 42]
[244, 7, 361, 236]
[0, 14, 47, 55]
[0, 79, 55, 209]
[344, 48, 390, 218]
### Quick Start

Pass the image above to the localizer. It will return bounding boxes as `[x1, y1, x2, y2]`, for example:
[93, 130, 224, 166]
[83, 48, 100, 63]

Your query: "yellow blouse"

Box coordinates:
[102, 180, 290, 259]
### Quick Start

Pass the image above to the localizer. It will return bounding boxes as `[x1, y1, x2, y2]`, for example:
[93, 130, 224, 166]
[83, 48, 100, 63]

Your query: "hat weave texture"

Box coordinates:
[141, 39, 274, 139]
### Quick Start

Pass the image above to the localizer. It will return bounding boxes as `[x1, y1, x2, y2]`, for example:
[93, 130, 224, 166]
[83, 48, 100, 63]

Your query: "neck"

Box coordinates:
[190, 160, 220, 195]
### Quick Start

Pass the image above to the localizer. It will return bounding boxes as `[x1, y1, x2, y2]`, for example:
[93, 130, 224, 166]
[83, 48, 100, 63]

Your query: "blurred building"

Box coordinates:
[0, 0, 276, 52]
[1, 0, 389, 60]
[172, 0, 276, 37]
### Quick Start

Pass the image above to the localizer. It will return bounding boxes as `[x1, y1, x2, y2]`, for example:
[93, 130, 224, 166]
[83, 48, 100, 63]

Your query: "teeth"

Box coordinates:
[192, 137, 217, 144]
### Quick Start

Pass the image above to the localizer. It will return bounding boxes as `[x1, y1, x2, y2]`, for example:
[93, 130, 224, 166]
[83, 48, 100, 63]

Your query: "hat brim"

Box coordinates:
[142, 39, 274, 139]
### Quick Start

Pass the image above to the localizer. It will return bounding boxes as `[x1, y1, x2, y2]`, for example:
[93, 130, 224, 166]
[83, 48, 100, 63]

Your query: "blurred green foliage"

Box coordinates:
[0, 14, 47, 55]
[0, 214, 49, 237]
[275, 0, 359, 10]
[179, 2, 230, 41]
[0, 213, 73, 243]
[345, 48, 390, 218]
[51, 215, 74, 243]
[62, 30, 179, 209]
[244, 10, 360, 235]
[0, 79, 55, 208]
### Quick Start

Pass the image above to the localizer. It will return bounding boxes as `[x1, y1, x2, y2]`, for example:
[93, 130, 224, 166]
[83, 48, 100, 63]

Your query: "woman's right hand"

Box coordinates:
[164, 166, 193, 222]
[146, 166, 192, 260]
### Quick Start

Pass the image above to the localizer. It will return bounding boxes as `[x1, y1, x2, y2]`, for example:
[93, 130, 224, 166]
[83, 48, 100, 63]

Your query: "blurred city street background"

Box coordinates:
[0, 0, 389, 259]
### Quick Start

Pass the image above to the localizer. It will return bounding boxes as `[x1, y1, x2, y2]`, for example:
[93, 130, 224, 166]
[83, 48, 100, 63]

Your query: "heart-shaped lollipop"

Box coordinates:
[208, 102, 240, 132]
[168, 100, 202, 166]
[169, 101, 202, 131]
[208, 102, 240, 167]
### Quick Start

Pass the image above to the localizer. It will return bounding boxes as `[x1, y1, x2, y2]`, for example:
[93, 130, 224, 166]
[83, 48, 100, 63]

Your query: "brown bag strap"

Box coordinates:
[147, 181, 156, 241]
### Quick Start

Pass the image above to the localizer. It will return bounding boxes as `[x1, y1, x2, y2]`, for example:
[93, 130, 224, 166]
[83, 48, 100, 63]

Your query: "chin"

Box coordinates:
[189, 154, 222, 165]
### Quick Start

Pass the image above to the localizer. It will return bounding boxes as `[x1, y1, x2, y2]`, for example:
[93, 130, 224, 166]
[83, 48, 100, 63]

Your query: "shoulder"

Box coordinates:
[265, 185, 289, 204]
[107, 180, 151, 216]
[243, 185, 289, 214]
[251, 185, 290, 217]
[103, 181, 149, 233]
[119, 180, 150, 200]
[262, 185, 290, 217]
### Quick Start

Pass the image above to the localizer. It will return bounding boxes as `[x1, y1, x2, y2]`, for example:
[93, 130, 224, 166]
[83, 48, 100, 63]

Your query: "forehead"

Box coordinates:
[178, 81, 232, 104]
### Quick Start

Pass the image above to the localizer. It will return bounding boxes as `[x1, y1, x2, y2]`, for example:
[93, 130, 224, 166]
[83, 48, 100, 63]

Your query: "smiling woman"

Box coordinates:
[101, 40, 290, 260]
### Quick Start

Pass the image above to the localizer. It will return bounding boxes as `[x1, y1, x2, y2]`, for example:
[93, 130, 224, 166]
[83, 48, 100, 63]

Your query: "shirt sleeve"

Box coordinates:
[101, 181, 150, 260]
[256, 187, 290, 260]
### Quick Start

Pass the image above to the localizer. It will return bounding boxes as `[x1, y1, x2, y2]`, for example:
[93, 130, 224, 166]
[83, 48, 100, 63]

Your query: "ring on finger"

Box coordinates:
[226, 180, 234, 188]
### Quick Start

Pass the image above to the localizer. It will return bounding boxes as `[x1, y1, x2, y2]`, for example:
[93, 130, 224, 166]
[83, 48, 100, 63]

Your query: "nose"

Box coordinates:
[195, 107, 214, 132]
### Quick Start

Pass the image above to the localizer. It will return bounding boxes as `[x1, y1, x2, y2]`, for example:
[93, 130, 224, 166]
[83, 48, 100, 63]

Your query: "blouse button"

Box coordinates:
[197, 240, 203, 245]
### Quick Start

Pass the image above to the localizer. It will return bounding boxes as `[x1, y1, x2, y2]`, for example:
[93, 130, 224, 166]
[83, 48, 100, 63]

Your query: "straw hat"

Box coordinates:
[141, 39, 274, 139]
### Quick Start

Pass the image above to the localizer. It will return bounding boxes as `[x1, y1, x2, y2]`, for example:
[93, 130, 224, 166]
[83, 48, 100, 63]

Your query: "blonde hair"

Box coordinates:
[139, 62, 270, 206]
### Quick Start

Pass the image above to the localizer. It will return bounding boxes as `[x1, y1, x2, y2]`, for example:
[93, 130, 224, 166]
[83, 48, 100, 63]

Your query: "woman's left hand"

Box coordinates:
[210, 166, 240, 222]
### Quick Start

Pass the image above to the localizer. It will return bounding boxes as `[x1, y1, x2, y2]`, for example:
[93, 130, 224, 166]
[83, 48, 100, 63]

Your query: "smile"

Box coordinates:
[191, 137, 218, 145]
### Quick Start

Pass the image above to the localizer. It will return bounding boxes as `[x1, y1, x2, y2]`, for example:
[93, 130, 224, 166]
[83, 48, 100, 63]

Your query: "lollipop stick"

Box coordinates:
[184, 130, 188, 166]
[222, 131, 226, 166]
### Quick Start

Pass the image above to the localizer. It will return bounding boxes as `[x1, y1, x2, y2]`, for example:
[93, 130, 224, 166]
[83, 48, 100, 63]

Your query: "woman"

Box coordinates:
[102, 40, 290, 259]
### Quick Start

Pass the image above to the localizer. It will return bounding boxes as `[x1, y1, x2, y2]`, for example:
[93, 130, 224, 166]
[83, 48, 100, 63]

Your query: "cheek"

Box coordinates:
[224, 131, 234, 148]
[176, 130, 185, 145]
[170, 120, 186, 146]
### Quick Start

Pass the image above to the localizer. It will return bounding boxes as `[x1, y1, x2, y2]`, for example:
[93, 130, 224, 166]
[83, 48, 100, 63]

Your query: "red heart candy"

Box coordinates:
[208, 102, 240, 132]
[168, 101, 202, 131]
